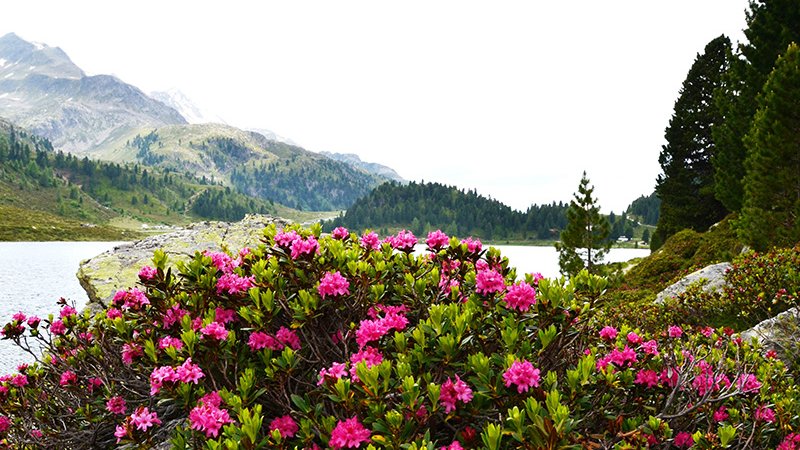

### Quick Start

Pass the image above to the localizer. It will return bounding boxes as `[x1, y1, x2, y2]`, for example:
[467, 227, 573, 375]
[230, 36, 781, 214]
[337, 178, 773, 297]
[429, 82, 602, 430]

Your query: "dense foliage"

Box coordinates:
[1, 225, 797, 449]
[556, 173, 611, 276]
[326, 181, 569, 242]
[738, 43, 800, 250]
[712, 0, 800, 213]
[654, 36, 730, 248]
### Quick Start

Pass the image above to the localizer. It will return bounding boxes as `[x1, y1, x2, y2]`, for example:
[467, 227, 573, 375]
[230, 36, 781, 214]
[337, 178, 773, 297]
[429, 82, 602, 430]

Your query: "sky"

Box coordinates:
[0, 1, 750, 213]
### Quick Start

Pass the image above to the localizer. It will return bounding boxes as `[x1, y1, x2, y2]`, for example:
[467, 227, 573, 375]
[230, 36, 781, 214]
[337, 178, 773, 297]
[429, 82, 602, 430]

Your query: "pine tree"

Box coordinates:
[556, 172, 611, 277]
[712, 0, 800, 211]
[738, 43, 800, 250]
[654, 36, 730, 248]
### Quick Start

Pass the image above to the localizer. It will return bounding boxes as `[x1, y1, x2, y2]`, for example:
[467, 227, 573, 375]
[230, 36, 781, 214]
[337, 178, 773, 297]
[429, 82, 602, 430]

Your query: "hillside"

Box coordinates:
[0, 118, 300, 240]
[0, 33, 185, 154]
[89, 124, 386, 211]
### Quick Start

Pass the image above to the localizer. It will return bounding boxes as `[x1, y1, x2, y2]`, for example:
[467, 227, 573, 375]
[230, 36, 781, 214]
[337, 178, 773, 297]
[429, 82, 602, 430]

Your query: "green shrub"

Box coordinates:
[0, 226, 795, 449]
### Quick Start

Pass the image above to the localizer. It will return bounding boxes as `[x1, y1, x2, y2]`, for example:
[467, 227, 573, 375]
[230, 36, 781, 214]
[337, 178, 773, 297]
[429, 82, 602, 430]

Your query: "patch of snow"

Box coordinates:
[28, 65, 35, 71]
[3, 72, 13, 79]
[0, 58, 6, 67]
[0, 93, 7, 98]
[66, 97, 73, 102]
[33, 42, 45, 50]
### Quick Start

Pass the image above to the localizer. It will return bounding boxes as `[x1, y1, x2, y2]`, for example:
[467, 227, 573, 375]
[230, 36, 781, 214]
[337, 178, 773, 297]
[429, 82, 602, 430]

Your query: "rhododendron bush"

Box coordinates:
[0, 225, 798, 449]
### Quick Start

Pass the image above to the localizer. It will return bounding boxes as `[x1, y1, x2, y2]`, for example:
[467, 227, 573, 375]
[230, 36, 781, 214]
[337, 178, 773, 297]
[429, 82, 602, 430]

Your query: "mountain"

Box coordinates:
[248, 127, 297, 146]
[89, 123, 386, 211]
[150, 88, 227, 125]
[0, 33, 186, 154]
[320, 151, 404, 182]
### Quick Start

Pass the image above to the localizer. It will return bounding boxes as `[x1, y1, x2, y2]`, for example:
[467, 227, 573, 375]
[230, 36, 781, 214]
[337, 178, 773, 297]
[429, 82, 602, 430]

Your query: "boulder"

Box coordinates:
[77, 214, 291, 308]
[654, 262, 731, 304]
[741, 307, 800, 352]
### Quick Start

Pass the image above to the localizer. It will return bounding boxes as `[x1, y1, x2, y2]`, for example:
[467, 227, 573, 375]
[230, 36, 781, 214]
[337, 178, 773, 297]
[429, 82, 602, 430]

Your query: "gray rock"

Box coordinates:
[654, 262, 732, 304]
[77, 214, 291, 308]
[741, 307, 800, 350]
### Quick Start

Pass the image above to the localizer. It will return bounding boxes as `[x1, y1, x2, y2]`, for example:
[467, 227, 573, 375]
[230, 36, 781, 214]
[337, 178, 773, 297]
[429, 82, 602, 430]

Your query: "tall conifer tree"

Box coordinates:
[738, 43, 800, 250]
[712, 0, 800, 211]
[556, 172, 610, 277]
[654, 36, 731, 248]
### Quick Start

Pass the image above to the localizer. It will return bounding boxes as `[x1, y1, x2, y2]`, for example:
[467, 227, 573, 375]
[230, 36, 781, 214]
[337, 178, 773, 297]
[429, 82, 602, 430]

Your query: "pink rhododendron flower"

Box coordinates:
[736, 373, 762, 392]
[626, 332, 643, 344]
[59, 305, 77, 318]
[635, 369, 659, 388]
[660, 368, 679, 387]
[216, 273, 254, 295]
[113, 288, 150, 310]
[778, 433, 800, 450]
[356, 319, 388, 348]
[609, 346, 638, 367]
[386, 230, 417, 250]
[26, 315, 41, 327]
[426, 230, 450, 249]
[350, 346, 383, 381]
[755, 405, 776, 423]
[329, 416, 371, 449]
[190, 401, 232, 438]
[138, 265, 157, 280]
[150, 365, 178, 395]
[50, 319, 66, 335]
[641, 339, 659, 356]
[700, 326, 714, 338]
[318, 362, 348, 385]
[10, 374, 28, 387]
[276, 326, 301, 350]
[766, 349, 778, 359]
[59, 370, 77, 386]
[248, 331, 283, 351]
[475, 268, 506, 295]
[121, 342, 142, 366]
[106, 396, 127, 415]
[461, 237, 482, 253]
[440, 375, 474, 413]
[199, 391, 222, 407]
[30, 429, 43, 438]
[11, 312, 25, 322]
[673, 431, 694, 448]
[201, 322, 230, 340]
[214, 307, 237, 324]
[319, 271, 350, 298]
[131, 407, 161, 432]
[713, 406, 729, 422]
[503, 360, 541, 393]
[274, 230, 300, 247]
[331, 227, 349, 240]
[441, 442, 465, 450]
[0, 415, 9, 433]
[105, 308, 122, 320]
[114, 423, 128, 443]
[599, 326, 618, 340]
[158, 336, 183, 350]
[503, 281, 537, 311]
[291, 236, 319, 259]
[162, 304, 187, 328]
[360, 231, 381, 250]
[270, 415, 299, 438]
[204, 251, 239, 273]
[176, 358, 205, 384]
[668, 325, 683, 338]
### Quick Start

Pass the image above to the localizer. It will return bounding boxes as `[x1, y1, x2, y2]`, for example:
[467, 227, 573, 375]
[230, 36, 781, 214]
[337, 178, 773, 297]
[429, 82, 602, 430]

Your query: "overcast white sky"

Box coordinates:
[1, 1, 750, 213]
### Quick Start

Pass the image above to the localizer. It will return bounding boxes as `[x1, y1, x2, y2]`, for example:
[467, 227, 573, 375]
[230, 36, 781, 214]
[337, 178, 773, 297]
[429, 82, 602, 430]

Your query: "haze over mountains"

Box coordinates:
[0, 32, 402, 210]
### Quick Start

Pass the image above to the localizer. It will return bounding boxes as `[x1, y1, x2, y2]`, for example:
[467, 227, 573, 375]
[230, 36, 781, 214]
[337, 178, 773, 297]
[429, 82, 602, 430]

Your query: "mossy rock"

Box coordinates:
[77, 214, 291, 307]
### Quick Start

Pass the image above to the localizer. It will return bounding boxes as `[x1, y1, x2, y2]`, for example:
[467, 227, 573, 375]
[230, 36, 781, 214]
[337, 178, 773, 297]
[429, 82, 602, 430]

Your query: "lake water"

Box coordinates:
[0, 242, 649, 373]
[0, 242, 125, 373]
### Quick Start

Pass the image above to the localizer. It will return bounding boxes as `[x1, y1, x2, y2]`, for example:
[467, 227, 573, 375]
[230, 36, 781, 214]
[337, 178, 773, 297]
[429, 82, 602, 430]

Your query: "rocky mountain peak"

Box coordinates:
[0, 32, 84, 80]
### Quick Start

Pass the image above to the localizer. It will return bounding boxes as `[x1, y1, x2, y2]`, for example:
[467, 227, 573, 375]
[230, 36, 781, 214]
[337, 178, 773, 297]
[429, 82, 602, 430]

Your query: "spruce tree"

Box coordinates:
[654, 36, 731, 248]
[712, 0, 800, 211]
[738, 43, 800, 250]
[556, 172, 611, 277]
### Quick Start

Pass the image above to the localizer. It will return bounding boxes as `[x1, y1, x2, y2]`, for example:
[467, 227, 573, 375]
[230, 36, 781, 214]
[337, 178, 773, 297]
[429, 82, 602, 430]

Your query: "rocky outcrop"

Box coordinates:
[741, 307, 800, 351]
[77, 214, 291, 308]
[654, 262, 731, 304]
